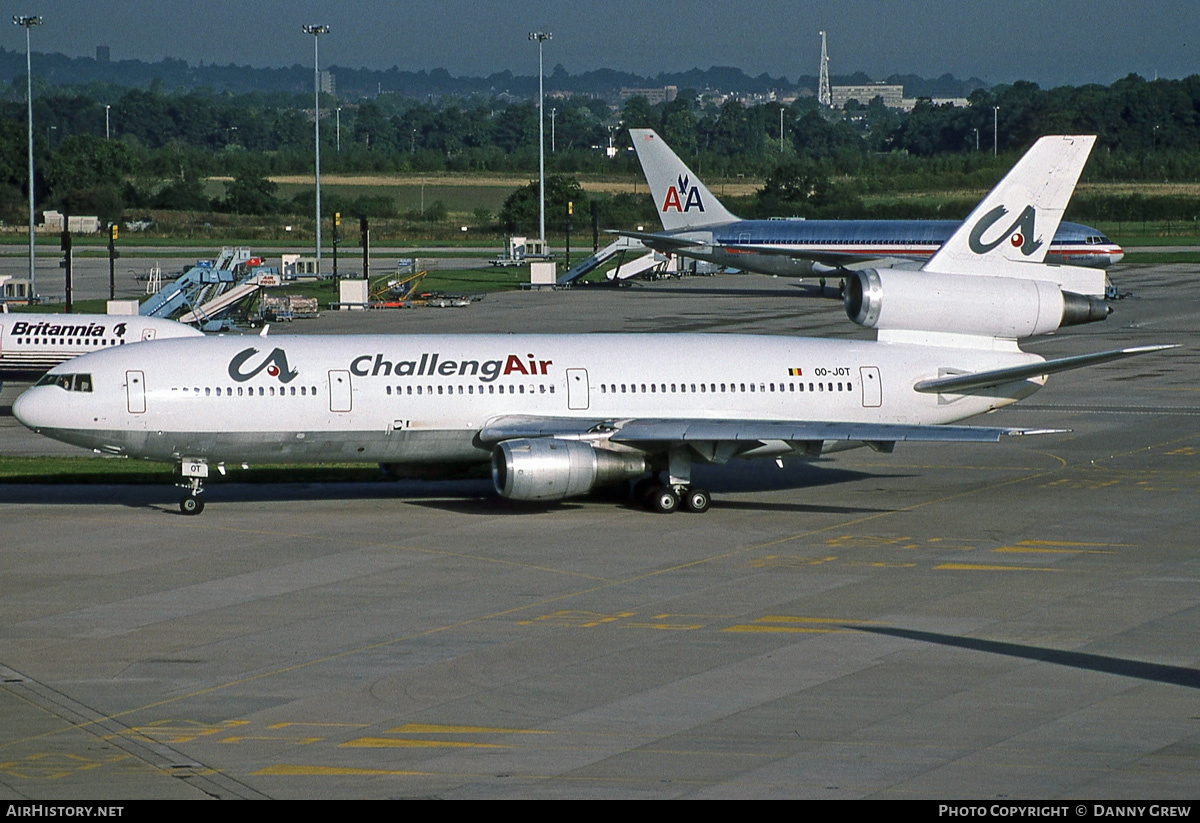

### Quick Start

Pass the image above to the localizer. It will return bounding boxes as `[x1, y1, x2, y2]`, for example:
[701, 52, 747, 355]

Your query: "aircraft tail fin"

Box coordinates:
[630, 129, 738, 231]
[922, 135, 1096, 274]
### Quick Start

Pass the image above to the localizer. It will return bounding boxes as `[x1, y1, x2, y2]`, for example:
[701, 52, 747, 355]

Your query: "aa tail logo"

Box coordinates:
[229, 347, 299, 383]
[661, 174, 705, 214]
[968, 205, 1042, 256]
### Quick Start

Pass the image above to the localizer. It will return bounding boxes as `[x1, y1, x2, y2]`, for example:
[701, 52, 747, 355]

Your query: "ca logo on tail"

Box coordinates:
[967, 205, 1042, 257]
[229, 347, 299, 383]
[661, 174, 706, 214]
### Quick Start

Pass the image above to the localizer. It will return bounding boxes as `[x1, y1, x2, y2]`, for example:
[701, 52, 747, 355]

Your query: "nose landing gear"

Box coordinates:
[176, 459, 209, 515]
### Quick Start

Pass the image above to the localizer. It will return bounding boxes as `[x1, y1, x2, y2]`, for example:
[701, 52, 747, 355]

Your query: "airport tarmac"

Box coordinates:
[1, 265, 1198, 799]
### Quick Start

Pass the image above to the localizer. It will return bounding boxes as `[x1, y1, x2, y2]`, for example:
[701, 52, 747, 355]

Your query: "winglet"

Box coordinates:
[922, 135, 1096, 274]
[629, 129, 738, 231]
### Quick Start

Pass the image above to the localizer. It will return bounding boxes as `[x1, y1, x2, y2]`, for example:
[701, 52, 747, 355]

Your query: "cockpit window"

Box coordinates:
[34, 372, 92, 392]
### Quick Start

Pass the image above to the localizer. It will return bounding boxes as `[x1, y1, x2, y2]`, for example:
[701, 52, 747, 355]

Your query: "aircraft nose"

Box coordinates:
[12, 386, 51, 431]
[1110, 246, 1125, 264]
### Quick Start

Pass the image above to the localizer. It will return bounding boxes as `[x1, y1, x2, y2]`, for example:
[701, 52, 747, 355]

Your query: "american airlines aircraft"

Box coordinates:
[0, 313, 203, 382]
[623, 129, 1123, 292]
[13, 136, 1167, 515]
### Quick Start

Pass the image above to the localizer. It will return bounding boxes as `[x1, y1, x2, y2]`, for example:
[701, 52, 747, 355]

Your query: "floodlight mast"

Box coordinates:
[529, 31, 551, 249]
[303, 24, 330, 276]
[14, 15, 42, 300]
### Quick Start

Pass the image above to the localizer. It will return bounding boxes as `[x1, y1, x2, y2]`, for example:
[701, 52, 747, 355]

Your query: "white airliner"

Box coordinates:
[622, 129, 1122, 294]
[13, 136, 1168, 514]
[0, 313, 203, 383]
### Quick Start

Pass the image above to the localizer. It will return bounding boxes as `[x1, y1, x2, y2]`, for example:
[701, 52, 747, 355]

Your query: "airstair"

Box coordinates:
[556, 236, 648, 285]
[140, 247, 255, 318]
[607, 252, 663, 281]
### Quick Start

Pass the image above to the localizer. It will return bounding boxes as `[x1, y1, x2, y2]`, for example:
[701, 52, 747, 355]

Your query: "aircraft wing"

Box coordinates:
[716, 243, 917, 270]
[479, 416, 1055, 449]
[618, 231, 919, 272]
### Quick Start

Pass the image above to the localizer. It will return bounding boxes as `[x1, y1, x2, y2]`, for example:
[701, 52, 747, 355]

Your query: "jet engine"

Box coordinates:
[844, 269, 1109, 339]
[492, 438, 646, 501]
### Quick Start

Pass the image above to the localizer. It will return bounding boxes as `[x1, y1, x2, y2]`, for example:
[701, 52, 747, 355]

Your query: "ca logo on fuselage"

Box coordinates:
[661, 174, 705, 213]
[968, 205, 1042, 256]
[229, 347, 299, 383]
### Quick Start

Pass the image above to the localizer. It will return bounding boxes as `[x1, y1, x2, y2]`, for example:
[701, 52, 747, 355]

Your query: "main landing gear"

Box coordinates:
[632, 478, 711, 513]
[633, 445, 711, 513]
[176, 459, 209, 515]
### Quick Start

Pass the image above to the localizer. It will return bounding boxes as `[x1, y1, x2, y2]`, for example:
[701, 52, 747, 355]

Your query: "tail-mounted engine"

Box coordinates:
[492, 438, 646, 501]
[844, 269, 1109, 339]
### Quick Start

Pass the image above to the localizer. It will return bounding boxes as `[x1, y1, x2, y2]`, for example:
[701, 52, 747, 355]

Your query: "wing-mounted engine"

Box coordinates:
[492, 438, 646, 501]
[844, 269, 1109, 339]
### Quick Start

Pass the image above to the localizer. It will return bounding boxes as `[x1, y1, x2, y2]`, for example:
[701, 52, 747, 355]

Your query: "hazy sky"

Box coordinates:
[5, 0, 1196, 88]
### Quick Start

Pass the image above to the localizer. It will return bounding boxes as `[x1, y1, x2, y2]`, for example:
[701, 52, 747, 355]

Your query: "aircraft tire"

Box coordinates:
[649, 486, 679, 514]
[180, 496, 204, 515]
[683, 488, 711, 513]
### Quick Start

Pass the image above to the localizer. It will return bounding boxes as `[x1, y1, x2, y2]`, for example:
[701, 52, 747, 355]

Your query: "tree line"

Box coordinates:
[1, 73, 1198, 230]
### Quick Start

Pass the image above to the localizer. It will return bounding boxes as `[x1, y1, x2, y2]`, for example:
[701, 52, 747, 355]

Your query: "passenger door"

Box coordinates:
[328, 370, 352, 413]
[860, 366, 882, 408]
[566, 368, 589, 410]
[126, 370, 146, 414]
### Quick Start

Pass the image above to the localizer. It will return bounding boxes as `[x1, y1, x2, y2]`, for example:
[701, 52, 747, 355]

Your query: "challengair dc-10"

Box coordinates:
[622, 129, 1123, 291]
[14, 136, 1168, 514]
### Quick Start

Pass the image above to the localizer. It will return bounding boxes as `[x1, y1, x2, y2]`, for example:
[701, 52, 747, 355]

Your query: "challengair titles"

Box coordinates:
[350, 352, 553, 383]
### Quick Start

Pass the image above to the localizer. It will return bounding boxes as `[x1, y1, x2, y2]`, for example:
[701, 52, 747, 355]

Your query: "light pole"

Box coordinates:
[529, 30, 551, 249]
[303, 24, 330, 276]
[336, 106, 341, 152]
[105, 104, 110, 139]
[550, 107, 556, 153]
[993, 106, 999, 156]
[14, 15, 41, 300]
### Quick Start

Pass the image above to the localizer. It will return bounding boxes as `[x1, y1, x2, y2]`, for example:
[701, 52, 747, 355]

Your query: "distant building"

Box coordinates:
[831, 83, 904, 109]
[318, 70, 336, 95]
[42, 211, 101, 234]
[96, 45, 110, 63]
[620, 85, 678, 105]
[899, 97, 970, 112]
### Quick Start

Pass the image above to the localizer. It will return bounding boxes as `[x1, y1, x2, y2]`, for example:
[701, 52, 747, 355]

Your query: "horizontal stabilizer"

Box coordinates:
[914, 345, 1175, 394]
[614, 229, 705, 251]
